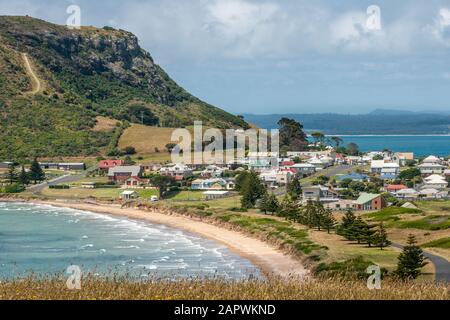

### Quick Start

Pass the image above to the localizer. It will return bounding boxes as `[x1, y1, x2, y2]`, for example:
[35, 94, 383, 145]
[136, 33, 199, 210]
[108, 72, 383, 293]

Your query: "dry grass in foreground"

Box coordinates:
[0, 277, 448, 300]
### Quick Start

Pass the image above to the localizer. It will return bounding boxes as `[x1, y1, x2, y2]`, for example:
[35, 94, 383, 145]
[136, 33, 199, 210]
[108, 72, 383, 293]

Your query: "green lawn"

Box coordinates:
[422, 237, 450, 249]
[41, 187, 158, 200]
[364, 207, 423, 222]
[393, 215, 450, 231]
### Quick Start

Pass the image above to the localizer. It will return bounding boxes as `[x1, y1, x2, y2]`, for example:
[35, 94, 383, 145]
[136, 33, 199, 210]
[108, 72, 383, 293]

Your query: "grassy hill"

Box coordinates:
[0, 16, 248, 160]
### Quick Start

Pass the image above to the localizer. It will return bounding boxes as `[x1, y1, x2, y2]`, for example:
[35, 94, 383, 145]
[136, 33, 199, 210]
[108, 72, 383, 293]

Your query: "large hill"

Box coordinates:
[0, 16, 248, 159]
[244, 110, 450, 135]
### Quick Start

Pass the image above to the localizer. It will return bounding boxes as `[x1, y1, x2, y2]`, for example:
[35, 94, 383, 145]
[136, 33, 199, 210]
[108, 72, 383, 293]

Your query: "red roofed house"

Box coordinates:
[386, 184, 408, 193]
[99, 159, 124, 172]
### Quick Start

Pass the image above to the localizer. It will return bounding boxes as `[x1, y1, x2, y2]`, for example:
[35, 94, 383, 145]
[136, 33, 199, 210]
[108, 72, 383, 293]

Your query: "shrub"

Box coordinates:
[3, 183, 25, 193]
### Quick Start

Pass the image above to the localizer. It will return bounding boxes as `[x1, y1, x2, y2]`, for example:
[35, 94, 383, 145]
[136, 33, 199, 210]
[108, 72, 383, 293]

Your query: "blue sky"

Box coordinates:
[1, 0, 450, 114]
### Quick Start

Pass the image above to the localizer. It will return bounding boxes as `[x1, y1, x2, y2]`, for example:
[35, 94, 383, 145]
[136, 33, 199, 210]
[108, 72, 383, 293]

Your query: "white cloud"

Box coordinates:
[429, 7, 450, 46]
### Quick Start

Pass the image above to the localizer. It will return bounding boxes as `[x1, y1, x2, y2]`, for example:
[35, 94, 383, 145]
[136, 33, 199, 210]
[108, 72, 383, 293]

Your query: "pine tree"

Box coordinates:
[18, 165, 30, 186]
[29, 159, 45, 184]
[7, 163, 17, 184]
[241, 171, 266, 209]
[259, 191, 269, 214]
[373, 223, 391, 250]
[337, 209, 356, 238]
[395, 235, 428, 280]
[277, 196, 299, 221]
[322, 209, 337, 234]
[287, 177, 302, 200]
[266, 193, 280, 214]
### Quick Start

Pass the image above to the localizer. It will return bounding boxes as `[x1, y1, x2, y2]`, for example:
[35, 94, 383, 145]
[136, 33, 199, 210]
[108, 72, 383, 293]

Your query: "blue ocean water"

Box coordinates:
[337, 136, 450, 157]
[0, 202, 260, 280]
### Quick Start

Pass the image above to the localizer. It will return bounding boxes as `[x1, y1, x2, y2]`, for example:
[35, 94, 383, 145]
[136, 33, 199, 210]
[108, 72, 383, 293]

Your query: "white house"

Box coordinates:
[201, 165, 225, 178]
[395, 188, 419, 199]
[423, 174, 448, 190]
[160, 164, 193, 181]
[121, 190, 138, 200]
[418, 163, 445, 175]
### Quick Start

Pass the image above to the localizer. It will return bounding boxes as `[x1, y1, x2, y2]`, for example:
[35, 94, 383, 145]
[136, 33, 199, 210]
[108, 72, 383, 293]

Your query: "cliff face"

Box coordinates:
[0, 16, 248, 159]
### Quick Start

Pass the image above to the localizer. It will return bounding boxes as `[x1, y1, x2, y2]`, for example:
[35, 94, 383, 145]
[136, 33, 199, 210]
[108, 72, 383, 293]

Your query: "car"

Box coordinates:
[150, 195, 159, 202]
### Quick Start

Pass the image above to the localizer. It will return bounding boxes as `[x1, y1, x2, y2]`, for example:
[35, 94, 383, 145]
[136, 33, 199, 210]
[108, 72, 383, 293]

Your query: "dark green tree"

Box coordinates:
[150, 175, 176, 199]
[277, 196, 299, 221]
[287, 177, 302, 200]
[29, 159, 45, 184]
[337, 209, 356, 238]
[18, 165, 30, 186]
[240, 171, 266, 209]
[322, 209, 337, 234]
[394, 235, 428, 280]
[7, 163, 18, 184]
[277, 118, 309, 151]
[260, 192, 279, 214]
[373, 223, 391, 250]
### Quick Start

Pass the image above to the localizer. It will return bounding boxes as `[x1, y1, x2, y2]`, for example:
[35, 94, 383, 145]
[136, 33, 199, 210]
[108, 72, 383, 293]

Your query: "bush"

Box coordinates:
[3, 183, 25, 193]
[49, 185, 70, 189]
[315, 256, 388, 279]
[122, 146, 136, 155]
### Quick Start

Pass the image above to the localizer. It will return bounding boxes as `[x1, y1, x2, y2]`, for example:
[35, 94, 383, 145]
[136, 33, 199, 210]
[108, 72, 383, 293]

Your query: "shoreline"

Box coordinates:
[1, 199, 308, 279]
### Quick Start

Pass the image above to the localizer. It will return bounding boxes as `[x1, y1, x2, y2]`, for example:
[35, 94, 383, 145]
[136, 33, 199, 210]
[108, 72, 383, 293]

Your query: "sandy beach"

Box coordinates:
[21, 200, 308, 278]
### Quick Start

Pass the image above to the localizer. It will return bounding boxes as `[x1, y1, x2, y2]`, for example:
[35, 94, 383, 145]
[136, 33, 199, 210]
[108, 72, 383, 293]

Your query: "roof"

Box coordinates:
[99, 159, 123, 169]
[424, 174, 446, 181]
[418, 163, 444, 168]
[108, 166, 141, 177]
[423, 155, 441, 163]
[371, 160, 385, 169]
[121, 190, 138, 195]
[402, 202, 418, 209]
[292, 163, 315, 168]
[336, 173, 369, 181]
[281, 161, 295, 166]
[396, 188, 419, 195]
[355, 193, 382, 205]
[203, 191, 229, 195]
[386, 184, 408, 191]
[420, 188, 439, 195]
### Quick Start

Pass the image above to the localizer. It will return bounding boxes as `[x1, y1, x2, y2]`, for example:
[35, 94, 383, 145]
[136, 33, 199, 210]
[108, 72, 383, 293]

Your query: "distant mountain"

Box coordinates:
[0, 16, 248, 159]
[243, 111, 450, 135]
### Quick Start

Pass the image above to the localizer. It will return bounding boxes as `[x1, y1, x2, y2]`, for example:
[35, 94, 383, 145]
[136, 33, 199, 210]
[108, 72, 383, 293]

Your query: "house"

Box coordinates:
[418, 163, 445, 175]
[402, 202, 418, 209]
[203, 190, 230, 200]
[260, 170, 294, 187]
[159, 164, 193, 181]
[380, 163, 400, 180]
[386, 184, 408, 193]
[302, 186, 340, 203]
[291, 163, 316, 177]
[247, 152, 279, 171]
[324, 199, 356, 211]
[124, 176, 147, 188]
[99, 159, 124, 172]
[371, 160, 400, 178]
[423, 155, 443, 165]
[201, 165, 225, 178]
[336, 173, 369, 182]
[419, 188, 443, 199]
[395, 188, 419, 199]
[191, 178, 234, 190]
[121, 190, 138, 201]
[423, 174, 448, 190]
[370, 160, 386, 174]
[354, 193, 386, 211]
[276, 170, 294, 185]
[393, 152, 414, 166]
[108, 166, 142, 183]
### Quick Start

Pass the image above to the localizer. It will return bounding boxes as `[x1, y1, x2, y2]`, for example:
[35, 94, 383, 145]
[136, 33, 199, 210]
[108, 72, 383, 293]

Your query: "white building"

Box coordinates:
[423, 174, 448, 190]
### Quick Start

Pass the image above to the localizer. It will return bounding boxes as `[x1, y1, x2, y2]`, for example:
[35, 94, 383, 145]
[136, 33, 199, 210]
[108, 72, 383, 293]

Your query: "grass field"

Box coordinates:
[1, 276, 447, 300]
[422, 237, 450, 249]
[41, 187, 158, 200]
[91, 116, 119, 132]
[118, 125, 179, 154]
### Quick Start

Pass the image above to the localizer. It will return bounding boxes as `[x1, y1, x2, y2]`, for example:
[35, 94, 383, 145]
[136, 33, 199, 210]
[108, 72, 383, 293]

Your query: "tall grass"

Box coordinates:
[1, 276, 448, 300]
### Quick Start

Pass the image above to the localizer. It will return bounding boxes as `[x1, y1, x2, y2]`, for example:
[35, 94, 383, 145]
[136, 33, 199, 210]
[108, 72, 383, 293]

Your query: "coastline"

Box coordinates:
[1, 198, 308, 279]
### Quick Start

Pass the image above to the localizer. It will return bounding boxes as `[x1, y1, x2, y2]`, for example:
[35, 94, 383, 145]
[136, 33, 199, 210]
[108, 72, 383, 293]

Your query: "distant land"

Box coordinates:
[243, 109, 450, 135]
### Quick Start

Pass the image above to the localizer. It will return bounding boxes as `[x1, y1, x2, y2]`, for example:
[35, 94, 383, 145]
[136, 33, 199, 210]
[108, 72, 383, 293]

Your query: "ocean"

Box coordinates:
[0, 202, 260, 280]
[337, 135, 450, 157]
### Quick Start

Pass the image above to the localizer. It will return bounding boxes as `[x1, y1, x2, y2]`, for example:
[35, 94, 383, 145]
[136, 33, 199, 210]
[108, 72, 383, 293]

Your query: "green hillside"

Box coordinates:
[0, 16, 248, 160]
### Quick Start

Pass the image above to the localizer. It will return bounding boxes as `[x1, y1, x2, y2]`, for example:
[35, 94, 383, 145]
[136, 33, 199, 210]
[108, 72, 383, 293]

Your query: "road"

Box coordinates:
[27, 174, 85, 195]
[22, 53, 41, 94]
[391, 243, 450, 283]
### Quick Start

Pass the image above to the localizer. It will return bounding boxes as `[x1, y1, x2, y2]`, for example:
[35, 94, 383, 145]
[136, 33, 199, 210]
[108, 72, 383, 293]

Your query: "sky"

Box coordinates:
[1, 0, 450, 115]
